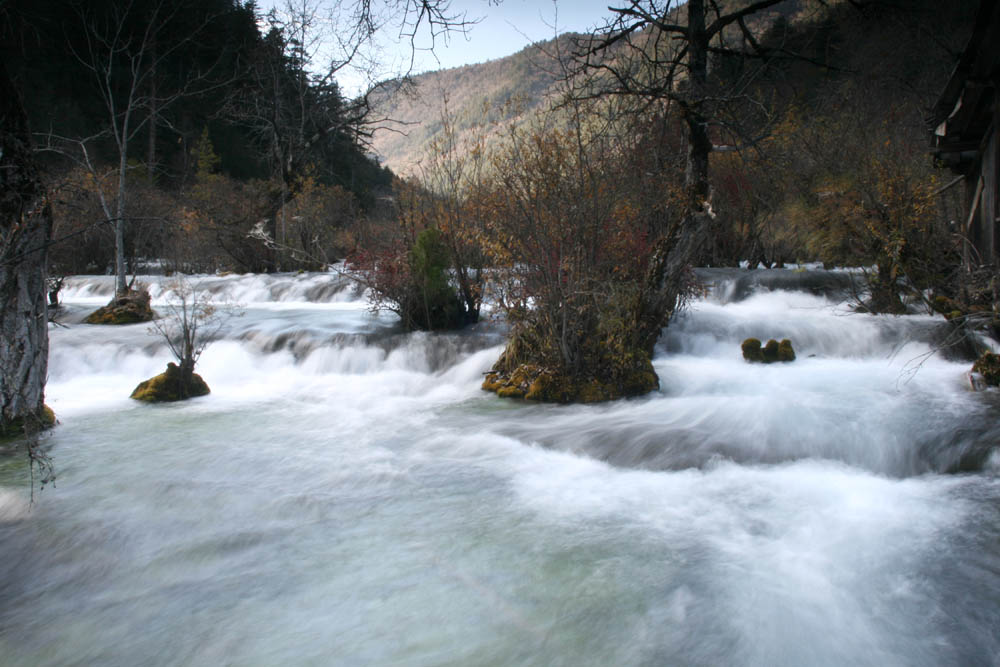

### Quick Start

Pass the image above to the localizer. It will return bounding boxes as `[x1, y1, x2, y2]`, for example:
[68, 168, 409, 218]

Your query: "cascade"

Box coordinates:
[1, 269, 997, 666]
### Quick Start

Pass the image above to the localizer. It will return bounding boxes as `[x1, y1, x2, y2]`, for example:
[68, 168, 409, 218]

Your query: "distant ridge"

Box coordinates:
[368, 34, 581, 176]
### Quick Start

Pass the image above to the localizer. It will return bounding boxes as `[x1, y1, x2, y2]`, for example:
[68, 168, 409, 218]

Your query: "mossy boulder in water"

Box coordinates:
[971, 352, 1000, 387]
[482, 357, 658, 404]
[0, 405, 56, 442]
[742, 337, 795, 363]
[85, 289, 154, 325]
[741, 338, 763, 362]
[482, 312, 660, 404]
[130, 363, 210, 402]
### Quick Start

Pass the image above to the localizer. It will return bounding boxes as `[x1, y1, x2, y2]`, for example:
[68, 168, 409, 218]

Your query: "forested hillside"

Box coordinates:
[369, 34, 577, 175]
[1, 0, 393, 276]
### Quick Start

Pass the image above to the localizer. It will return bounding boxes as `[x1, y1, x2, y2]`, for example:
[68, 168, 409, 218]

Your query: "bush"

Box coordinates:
[403, 227, 467, 330]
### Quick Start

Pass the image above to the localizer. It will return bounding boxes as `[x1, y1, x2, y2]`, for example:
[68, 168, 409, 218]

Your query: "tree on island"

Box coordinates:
[481, 0, 801, 402]
[131, 279, 240, 402]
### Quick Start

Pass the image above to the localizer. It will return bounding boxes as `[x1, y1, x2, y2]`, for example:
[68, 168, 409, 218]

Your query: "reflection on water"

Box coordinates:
[1, 269, 998, 666]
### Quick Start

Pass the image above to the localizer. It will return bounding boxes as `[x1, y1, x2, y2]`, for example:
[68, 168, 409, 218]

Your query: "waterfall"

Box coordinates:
[1, 268, 997, 666]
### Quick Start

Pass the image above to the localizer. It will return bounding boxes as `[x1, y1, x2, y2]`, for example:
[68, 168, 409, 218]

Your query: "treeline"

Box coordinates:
[701, 0, 976, 292]
[1, 0, 393, 275]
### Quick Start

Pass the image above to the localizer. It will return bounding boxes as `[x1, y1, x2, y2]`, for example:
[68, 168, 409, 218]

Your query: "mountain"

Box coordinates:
[364, 2, 837, 177]
[367, 0, 975, 181]
[368, 34, 580, 177]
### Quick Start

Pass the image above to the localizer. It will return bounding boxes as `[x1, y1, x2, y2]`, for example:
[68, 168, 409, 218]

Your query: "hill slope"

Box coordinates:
[368, 34, 579, 176]
[368, 0, 974, 179]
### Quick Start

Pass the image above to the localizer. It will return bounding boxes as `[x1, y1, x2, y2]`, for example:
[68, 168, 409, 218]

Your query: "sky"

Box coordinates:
[392, 0, 618, 73]
[260, 0, 620, 94]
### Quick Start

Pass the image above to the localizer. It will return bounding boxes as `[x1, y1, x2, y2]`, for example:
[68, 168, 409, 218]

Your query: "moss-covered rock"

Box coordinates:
[482, 357, 658, 404]
[85, 288, 155, 325]
[743, 337, 795, 363]
[130, 363, 210, 402]
[972, 352, 1000, 387]
[0, 405, 56, 442]
[741, 338, 763, 362]
[931, 294, 955, 315]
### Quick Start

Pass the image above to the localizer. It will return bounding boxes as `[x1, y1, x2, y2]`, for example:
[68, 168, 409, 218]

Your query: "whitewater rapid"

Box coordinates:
[1, 269, 997, 666]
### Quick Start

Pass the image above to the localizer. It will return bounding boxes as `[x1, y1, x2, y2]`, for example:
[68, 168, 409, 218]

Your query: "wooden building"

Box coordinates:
[931, 0, 1000, 268]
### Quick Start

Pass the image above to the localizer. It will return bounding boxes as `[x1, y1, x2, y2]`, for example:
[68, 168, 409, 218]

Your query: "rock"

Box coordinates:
[482, 358, 658, 403]
[85, 288, 155, 325]
[741, 338, 763, 362]
[0, 404, 56, 442]
[971, 352, 1000, 387]
[130, 363, 210, 402]
[742, 337, 795, 363]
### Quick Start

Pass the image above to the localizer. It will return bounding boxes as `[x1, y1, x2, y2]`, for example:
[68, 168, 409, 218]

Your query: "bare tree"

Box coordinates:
[149, 278, 239, 388]
[38, 0, 237, 297]
[228, 0, 482, 271]
[573, 0, 799, 353]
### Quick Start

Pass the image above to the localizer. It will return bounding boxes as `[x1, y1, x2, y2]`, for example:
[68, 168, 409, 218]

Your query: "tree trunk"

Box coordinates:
[0, 61, 52, 431]
[147, 35, 158, 185]
[114, 161, 128, 296]
[633, 0, 714, 355]
[684, 0, 711, 207]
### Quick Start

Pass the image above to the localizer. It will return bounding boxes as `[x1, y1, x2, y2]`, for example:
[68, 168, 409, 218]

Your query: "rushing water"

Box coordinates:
[1, 269, 999, 666]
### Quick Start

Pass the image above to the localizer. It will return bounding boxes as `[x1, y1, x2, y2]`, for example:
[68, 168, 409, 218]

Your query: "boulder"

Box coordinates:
[131, 363, 210, 402]
[761, 339, 780, 362]
[0, 405, 56, 442]
[741, 338, 763, 362]
[85, 289, 155, 325]
[971, 352, 1000, 387]
[482, 359, 658, 403]
[742, 337, 795, 363]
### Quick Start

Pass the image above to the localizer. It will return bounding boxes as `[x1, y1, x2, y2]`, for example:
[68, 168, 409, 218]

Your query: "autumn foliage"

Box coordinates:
[472, 111, 691, 401]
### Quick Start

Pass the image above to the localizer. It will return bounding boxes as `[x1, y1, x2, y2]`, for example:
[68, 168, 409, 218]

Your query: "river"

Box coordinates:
[1, 269, 998, 666]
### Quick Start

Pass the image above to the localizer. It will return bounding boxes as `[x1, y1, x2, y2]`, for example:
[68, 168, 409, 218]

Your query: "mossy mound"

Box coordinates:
[972, 352, 1000, 387]
[741, 338, 763, 362]
[130, 363, 210, 402]
[0, 405, 56, 442]
[482, 358, 658, 404]
[742, 337, 795, 363]
[85, 289, 155, 325]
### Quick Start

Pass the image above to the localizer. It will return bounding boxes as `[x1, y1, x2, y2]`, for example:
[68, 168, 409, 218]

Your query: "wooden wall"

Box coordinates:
[966, 116, 999, 268]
